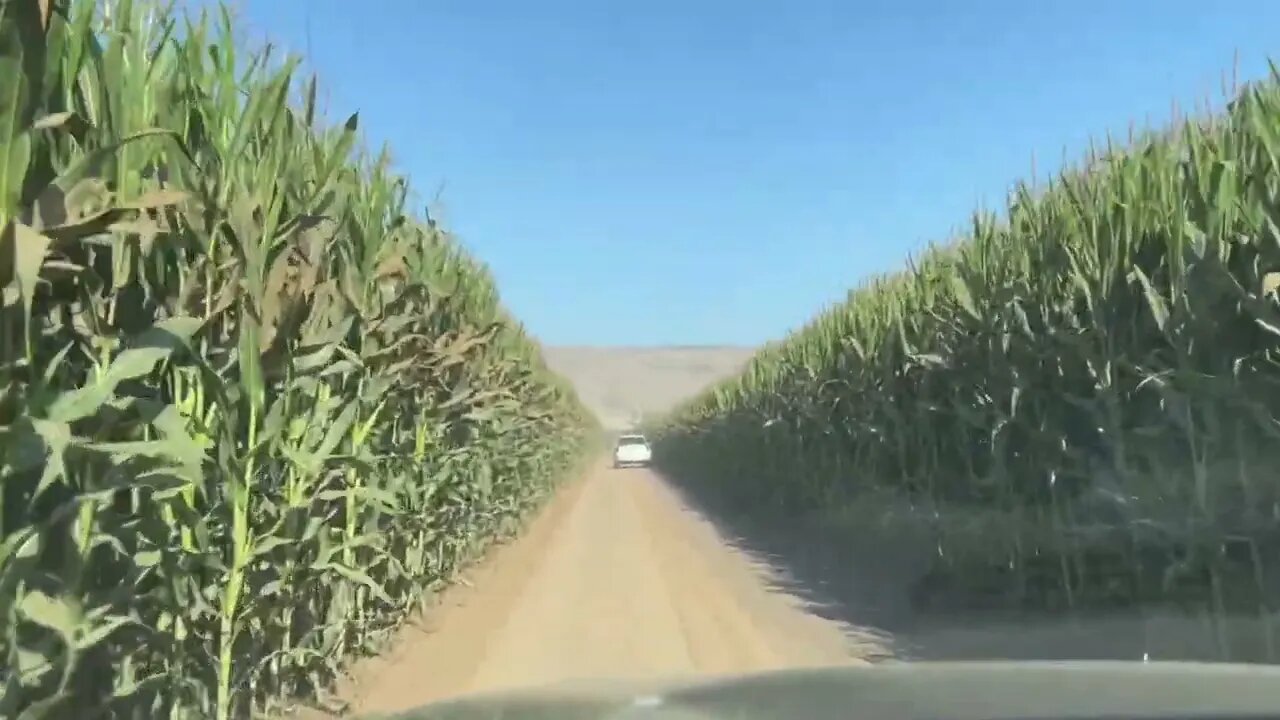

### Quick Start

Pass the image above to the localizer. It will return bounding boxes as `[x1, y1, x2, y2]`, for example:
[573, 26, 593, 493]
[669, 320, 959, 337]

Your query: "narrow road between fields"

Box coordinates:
[346, 463, 888, 716]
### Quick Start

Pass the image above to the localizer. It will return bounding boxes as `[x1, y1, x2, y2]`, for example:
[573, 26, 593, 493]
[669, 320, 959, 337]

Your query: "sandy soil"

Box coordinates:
[344, 463, 883, 717]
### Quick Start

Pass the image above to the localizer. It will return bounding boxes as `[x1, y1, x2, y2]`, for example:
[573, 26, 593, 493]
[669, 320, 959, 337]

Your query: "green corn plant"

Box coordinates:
[0, 1, 595, 717]
[653, 65, 1280, 663]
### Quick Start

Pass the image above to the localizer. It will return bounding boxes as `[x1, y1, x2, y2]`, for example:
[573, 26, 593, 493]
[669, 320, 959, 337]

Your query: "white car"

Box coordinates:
[612, 434, 652, 468]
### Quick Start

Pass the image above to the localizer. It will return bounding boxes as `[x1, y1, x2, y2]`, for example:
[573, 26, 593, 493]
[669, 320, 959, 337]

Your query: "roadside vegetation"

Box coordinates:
[654, 68, 1280, 660]
[0, 1, 594, 717]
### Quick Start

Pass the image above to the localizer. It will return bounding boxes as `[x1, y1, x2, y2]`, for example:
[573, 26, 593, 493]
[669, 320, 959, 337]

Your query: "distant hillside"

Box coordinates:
[542, 346, 755, 430]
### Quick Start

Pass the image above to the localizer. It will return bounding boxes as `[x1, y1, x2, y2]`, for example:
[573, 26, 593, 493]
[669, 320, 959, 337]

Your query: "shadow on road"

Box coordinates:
[656, 470, 1278, 665]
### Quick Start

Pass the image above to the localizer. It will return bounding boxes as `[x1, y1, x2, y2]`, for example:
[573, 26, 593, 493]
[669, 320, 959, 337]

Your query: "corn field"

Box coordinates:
[0, 1, 594, 717]
[653, 70, 1280, 660]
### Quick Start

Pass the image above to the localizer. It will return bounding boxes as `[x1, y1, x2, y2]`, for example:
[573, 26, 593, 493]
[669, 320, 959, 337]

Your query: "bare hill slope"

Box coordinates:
[542, 346, 755, 430]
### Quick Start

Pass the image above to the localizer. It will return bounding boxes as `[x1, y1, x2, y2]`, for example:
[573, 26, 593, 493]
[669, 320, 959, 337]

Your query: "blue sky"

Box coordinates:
[205, 1, 1277, 347]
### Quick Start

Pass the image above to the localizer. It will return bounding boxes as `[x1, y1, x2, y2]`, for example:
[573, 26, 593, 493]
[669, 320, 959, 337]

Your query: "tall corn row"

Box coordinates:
[654, 70, 1280, 658]
[0, 1, 594, 717]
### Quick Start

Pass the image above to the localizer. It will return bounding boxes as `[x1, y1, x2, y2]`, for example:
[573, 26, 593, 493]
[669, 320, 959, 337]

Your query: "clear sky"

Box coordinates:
[203, 1, 1278, 347]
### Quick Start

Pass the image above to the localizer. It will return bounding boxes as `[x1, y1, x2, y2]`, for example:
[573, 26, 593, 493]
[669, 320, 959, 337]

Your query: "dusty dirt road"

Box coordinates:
[346, 463, 885, 716]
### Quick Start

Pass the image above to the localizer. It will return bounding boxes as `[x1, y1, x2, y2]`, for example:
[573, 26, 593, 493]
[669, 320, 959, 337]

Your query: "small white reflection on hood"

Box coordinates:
[633, 694, 664, 708]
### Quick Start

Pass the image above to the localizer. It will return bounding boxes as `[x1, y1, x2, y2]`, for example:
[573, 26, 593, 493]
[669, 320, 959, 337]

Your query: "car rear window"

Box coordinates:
[617, 436, 648, 447]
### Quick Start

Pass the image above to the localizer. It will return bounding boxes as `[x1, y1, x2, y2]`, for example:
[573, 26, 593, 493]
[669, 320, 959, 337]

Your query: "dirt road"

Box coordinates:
[347, 463, 885, 716]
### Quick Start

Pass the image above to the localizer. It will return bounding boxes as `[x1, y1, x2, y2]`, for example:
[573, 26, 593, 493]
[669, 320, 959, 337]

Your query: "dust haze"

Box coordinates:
[541, 346, 756, 430]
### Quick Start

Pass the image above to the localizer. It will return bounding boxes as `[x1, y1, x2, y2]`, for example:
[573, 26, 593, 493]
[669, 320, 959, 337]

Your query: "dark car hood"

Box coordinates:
[368, 661, 1280, 720]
